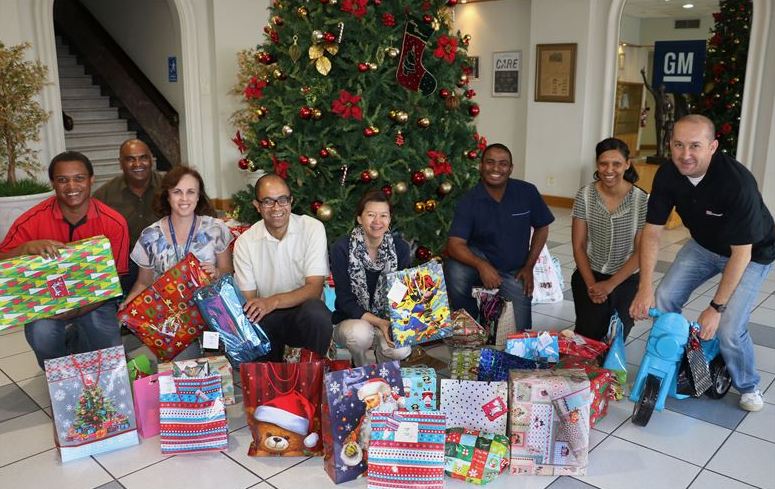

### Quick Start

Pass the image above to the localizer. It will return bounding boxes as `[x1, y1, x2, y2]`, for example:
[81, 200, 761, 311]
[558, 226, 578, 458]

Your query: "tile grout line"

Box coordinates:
[89, 454, 122, 487]
[0, 447, 56, 470]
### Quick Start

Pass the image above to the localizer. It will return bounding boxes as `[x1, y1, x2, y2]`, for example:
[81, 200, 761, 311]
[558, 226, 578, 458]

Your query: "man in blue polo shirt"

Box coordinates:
[445, 143, 554, 330]
[630, 114, 775, 412]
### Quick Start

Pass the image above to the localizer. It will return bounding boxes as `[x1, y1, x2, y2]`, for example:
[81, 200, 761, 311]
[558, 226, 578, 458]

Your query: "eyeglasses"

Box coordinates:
[258, 195, 292, 208]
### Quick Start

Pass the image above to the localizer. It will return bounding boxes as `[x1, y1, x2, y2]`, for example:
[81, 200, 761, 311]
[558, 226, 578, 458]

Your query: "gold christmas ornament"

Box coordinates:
[385, 47, 400, 58]
[416, 117, 430, 128]
[312, 108, 323, 120]
[296, 6, 308, 17]
[289, 36, 301, 63]
[281, 125, 293, 137]
[388, 109, 398, 120]
[414, 201, 427, 213]
[316, 203, 333, 221]
[367, 169, 379, 179]
[424, 199, 437, 211]
[396, 111, 409, 124]
[308, 157, 318, 169]
[422, 167, 435, 180]
[311, 30, 324, 43]
[438, 181, 453, 195]
[394, 181, 408, 194]
[273, 69, 286, 80]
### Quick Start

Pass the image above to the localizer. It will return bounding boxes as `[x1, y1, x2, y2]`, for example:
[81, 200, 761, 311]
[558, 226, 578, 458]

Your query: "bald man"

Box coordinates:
[233, 174, 333, 362]
[94, 139, 163, 292]
[630, 114, 775, 412]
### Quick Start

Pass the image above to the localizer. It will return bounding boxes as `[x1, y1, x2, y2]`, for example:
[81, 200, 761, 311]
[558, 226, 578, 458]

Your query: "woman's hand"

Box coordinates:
[377, 319, 395, 348]
[200, 261, 220, 279]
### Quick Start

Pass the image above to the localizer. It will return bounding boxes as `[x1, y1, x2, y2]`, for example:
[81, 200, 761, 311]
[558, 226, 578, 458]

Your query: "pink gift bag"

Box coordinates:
[132, 372, 170, 439]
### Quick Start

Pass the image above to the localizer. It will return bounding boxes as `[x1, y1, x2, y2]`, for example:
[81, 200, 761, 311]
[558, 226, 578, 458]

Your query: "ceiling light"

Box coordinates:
[683, 3, 694, 8]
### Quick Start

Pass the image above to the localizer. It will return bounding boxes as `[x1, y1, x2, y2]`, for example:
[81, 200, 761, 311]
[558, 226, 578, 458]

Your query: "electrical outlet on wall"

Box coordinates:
[546, 176, 556, 186]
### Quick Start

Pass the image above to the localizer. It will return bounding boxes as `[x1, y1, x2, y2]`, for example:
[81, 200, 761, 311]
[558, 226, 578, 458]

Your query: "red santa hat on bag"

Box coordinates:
[253, 391, 319, 448]
[357, 378, 391, 401]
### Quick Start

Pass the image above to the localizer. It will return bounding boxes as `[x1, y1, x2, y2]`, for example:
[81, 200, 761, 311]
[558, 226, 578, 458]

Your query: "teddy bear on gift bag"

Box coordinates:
[251, 391, 320, 456]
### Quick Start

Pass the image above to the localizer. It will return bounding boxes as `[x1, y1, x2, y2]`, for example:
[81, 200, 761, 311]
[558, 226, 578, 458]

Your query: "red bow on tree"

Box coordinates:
[434, 35, 458, 64]
[232, 131, 247, 153]
[272, 154, 289, 179]
[427, 150, 452, 176]
[244, 76, 268, 99]
[341, 0, 368, 18]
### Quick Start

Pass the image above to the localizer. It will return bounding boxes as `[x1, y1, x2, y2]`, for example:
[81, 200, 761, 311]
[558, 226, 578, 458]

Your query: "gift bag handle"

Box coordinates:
[265, 363, 301, 394]
[70, 350, 103, 387]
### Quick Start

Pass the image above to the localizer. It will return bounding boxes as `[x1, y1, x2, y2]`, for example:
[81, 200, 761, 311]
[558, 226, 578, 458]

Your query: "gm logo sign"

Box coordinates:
[652, 40, 706, 94]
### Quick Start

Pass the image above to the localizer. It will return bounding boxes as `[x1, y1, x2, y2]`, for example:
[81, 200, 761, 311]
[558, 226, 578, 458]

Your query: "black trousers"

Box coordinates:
[256, 299, 334, 362]
[571, 269, 638, 341]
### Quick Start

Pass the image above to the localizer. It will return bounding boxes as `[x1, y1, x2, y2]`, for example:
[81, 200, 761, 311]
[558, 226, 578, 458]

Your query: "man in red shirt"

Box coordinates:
[0, 151, 129, 368]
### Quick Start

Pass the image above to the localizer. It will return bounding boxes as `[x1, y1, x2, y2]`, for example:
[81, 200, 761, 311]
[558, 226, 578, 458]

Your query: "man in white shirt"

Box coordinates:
[233, 174, 334, 361]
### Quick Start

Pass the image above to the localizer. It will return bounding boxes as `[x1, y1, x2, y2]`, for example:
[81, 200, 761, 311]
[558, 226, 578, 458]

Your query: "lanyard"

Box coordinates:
[168, 215, 197, 262]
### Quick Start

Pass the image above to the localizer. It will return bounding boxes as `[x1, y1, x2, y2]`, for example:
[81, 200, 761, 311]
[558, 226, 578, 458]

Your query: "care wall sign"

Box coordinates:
[492, 50, 521, 97]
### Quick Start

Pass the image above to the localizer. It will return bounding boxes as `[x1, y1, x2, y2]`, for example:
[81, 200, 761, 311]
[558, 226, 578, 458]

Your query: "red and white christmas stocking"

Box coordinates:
[396, 17, 437, 95]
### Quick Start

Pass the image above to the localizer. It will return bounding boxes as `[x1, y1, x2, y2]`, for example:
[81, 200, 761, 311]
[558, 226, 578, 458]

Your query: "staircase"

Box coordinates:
[57, 36, 136, 188]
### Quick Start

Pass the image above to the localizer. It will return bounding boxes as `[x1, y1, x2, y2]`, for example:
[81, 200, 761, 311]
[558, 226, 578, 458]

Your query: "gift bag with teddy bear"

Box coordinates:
[240, 360, 325, 457]
[322, 361, 404, 484]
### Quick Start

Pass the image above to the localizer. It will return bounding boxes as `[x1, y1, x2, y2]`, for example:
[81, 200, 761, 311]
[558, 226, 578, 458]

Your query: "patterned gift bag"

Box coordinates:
[443, 309, 488, 348]
[471, 288, 517, 347]
[322, 361, 404, 484]
[240, 361, 325, 456]
[444, 428, 510, 485]
[509, 369, 591, 476]
[119, 254, 210, 361]
[477, 347, 549, 382]
[555, 356, 615, 428]
[385, 259, 452, 347]
[158, 355, 235, 405]
[368, 411, 446, 489]
[158, 374, 228, 454]
[45, 346, 139, 462]
[400, 367, 437, 411]
[440, 379, 509, 435]
[505, 331, 560, 362]
[450, 348, 482, 380]
[1, 236, 122, 329]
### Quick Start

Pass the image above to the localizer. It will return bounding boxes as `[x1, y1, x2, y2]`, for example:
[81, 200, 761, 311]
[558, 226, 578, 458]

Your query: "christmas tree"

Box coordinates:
[699, 0, 752, 156]
[230, 0, 483, 257]
[69, 384, 119, 439]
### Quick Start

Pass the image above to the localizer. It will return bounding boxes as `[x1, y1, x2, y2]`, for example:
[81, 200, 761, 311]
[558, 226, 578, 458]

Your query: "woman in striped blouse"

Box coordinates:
[571, 138, 648, 340]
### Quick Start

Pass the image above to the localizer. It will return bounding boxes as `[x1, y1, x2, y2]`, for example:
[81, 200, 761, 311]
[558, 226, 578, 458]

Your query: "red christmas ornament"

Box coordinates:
[382, 13, 396, 27]
[415, 246, 432, 262]
[374, 0, 382, 5]
[311, 200, 324, 213]
[320, 148, 330, 158]
[299, 106, 313, 119]
[465, 89, 476, 98]
[360, 170, 372, 183]
[299, 155, 310, 165]
[411, 171, 427, 186]
[721, 122, 733, 135]
[439, 88, 451, 99]
[323, 31, 336, 43]
[395, 131, 405, 146]
[381, 184, 393, 197]
[363, 126, 376, 137]
[238, 158, 250, 170]
[358, 62, 369, 72]
[469, 104, 480, 117]
[422, 14, 433, 24]
[467, 150, 478, 160]
[260, 139, 271, 149]
[447, 0, 458, 5]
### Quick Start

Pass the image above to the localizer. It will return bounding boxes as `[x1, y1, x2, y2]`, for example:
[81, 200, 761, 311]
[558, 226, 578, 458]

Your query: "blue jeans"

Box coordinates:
[656, 239, 772, 394]
[444, 250, 532, 331]
[25, 300, 123, 369]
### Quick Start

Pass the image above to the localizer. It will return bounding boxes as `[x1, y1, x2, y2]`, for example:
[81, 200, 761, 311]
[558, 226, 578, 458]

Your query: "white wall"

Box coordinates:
[639, 16, 714, 44]
[455, 0, 531, 178]
[80, 0, 187, 164]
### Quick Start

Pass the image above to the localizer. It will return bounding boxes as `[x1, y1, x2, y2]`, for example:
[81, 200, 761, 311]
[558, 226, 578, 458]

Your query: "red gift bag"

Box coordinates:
[118, 254, 210, 361]
[240, 361, 325, 456]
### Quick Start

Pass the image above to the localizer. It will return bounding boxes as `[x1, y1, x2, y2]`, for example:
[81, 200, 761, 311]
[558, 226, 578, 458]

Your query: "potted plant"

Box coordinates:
[0, 41, 53, 240]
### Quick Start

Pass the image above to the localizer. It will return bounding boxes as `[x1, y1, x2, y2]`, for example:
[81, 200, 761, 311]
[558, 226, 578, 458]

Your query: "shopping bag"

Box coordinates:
[385, 259, 452, 347]
[443, 309, 488, 348]
[450, 348, 481, 380]
[45, 346, 139, 462]
[368, 411, 446, 489]
[477, 347, 548, 382]
[241, 360, 325, 456]
[603, 312, 627, 390]
[532, 245, 564, 304]
[158, 374, 228, 454]
[471, 288, 517, 346]
[119, 253, 210, 361]
[676, 324, 713, 397]
[322, 361, 404, 484]
[440, 379, 509, 435]
[505, 331, 560, 362]
[1, 236, 122, 329]
[158, 355, 236, 405]
[132, 372, 169, 438]
[400, 367, 437, 411]
[445, 428, 510, 485]
[194, 274, 271, 367]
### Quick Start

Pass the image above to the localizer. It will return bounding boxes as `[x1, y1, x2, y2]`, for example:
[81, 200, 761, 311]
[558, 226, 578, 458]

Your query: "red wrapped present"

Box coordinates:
[555, 356, 616, 428]
[118, 254, 211, 361]
[557, 330, 609, 360]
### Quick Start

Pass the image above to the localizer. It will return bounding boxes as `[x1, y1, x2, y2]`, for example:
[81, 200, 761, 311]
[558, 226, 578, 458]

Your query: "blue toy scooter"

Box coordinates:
[630, 308, 732, 426]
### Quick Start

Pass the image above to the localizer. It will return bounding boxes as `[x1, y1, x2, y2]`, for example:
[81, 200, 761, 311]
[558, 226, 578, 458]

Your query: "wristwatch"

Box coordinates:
[709, 300, 727, 313]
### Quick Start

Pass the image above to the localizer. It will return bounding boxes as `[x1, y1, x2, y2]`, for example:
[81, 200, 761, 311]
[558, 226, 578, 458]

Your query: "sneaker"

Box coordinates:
[739, 390, 764, 412]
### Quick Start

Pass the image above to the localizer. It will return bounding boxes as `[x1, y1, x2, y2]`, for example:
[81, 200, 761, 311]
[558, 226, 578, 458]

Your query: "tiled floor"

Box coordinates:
[1, 206, 775, 489]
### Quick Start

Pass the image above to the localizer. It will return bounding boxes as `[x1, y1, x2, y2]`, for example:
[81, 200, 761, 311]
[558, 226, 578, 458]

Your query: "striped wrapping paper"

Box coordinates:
[367, 411, 446, 489]
[159, 374, 228, 454]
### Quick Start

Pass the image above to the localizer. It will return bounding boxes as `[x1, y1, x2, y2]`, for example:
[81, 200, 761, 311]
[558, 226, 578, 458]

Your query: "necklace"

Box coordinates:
[168, 215, 197, 262]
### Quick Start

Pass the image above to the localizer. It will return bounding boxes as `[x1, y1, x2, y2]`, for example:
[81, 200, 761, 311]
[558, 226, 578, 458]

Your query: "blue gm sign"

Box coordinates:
[652, 40, 706, 93]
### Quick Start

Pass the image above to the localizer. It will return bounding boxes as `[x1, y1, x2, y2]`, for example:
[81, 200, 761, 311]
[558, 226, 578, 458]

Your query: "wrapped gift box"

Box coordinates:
[385, 259, 452, 347]
[450, 348, 481, 381]
[477, 347, 548, 382]
[509, 369, 591, 476]
[505, 331, 560, 363]
[445, 428, 510, 485]
[0, 236, 122, 329]
[556, 356, 616, 428]
[158, 355, 235, 405]
[443, 309, 488, 348]
[119, 254, 210, 362]
[557, 330, 609, 360]
[400, 367, 437, 411]
[368, 411, 446, 489]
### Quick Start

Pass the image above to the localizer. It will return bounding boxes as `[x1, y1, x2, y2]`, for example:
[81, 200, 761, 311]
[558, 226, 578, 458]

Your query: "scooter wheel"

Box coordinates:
[706, 355, 732, 399]
[632, 374, 660, 426]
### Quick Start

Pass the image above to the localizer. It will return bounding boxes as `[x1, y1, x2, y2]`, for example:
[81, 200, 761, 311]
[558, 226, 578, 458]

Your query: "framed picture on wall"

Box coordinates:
[492, 51, 521, 97]
[468, 56, 480, 80]
[535, 43, 577, 103]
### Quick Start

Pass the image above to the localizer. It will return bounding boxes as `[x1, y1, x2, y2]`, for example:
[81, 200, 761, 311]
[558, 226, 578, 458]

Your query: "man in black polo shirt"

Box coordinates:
[444, 143, 555, 331]
[630, 114, 775, 412]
